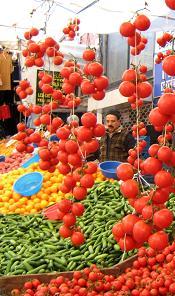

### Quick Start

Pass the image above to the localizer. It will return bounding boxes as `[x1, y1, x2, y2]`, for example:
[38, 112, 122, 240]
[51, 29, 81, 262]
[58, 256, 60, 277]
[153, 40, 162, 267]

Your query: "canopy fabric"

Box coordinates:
[0, 0, 174, 42]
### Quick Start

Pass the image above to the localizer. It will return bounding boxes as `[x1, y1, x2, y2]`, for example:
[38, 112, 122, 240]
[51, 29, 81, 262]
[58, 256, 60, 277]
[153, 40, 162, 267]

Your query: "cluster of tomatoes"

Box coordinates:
[55, 112, 105, 192]
[23, 30, 64, 68]
[113, 163, 172, 252]
[115, 8, 175, 252]
[59, 48, 109, 102]
[16, 79, 33, 100]
[119, 14, 150, 56]
[15, 122, 36, 154]
[156, 32, 173, 48]
[54, 198, 85, 245]
[119, 64, 152, 109]
[63, 18, 80, 40]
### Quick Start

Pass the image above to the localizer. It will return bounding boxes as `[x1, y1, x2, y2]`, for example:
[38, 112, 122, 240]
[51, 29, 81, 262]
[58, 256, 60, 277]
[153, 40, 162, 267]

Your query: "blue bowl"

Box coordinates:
[13, 172, 43, 196]
[99, 161, 122, 179]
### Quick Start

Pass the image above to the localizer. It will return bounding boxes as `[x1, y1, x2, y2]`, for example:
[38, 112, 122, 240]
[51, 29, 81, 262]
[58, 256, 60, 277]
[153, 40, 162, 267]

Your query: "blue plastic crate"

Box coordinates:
[21, 154, 39, 168]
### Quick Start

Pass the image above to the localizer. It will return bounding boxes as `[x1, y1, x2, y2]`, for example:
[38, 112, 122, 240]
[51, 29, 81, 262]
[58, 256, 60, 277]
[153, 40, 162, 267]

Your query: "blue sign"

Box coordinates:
[153, 62, 175, 98]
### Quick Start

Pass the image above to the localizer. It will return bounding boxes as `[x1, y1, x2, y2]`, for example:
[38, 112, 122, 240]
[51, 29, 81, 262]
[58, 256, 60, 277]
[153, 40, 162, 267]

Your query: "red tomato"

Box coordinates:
[133, 220, 152, 243]
[112, 222, 125, 238]
[58, 199, 72, 213]
[71, 231, 85, 246]
[154, 170, 174, 188]
[148, 231, 169, 251]
[148, 144, 160, 157]
[30, 27, 39, 36]
[143, 157, 162, 175]
[118, 235, 136, 251]
[137, 82, 152, 98]
[142, 205, 153, 220]
[84, 162, 97, 174]
[81, 80, 95, 94]
[119, 22, 135, 37]
[81, 112, 97, 128]
[93, 124, 106, 137]
[65, 140, 78, 154]
[77, 126, 93, 142]
[120, 179, 139, 199]
[69, 72, 82, 86]
[82, 49, 95, 61]
[59, 225, 72, 238]
[134, 14, 150, 31]
[88, 62, 103, 77]
[64, 175, 76, 189]
[119, 81, 136, 97]
[73, 186, 87, 200]
[122, 69, 137, 82]
[122, 214, 140, 235]
[162, 55, 175, 76]
[153, 209, 173, 229]
[63, 213, 76, 227]
[56, 127, 70, 140]
[149, 107, 169, 127]
[72, 203, 85, 216]
[68, 153, 82, 167]
[165, 0, 175, 9]
[80, 174, 94, 188]
[116, 163, 134, 181]
[158, 93, 175, 115]
[94, 75, 109, 90]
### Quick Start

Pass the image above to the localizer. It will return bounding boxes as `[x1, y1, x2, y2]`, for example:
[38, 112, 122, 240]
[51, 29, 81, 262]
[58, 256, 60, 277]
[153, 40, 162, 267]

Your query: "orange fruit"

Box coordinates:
[40, 200, 48, 208]
[12, 192, 21, 201]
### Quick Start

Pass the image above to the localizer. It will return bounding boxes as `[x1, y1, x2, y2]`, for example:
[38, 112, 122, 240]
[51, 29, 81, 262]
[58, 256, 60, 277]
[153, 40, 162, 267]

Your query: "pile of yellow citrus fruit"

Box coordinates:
[0, 163, 105, 215]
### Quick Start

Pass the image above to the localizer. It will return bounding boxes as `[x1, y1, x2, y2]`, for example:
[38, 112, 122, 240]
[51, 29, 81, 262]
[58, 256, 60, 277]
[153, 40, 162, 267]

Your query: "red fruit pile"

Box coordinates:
[63, 18, 80, 40]
[119, 14, 150, 56]
[16, 79, 33, 100]
[0, 152, 30, 174]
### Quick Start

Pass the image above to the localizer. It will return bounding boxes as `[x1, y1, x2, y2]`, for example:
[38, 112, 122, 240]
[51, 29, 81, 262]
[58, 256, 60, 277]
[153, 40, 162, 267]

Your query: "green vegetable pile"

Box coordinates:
[0, 180, 135, 276]
[166, 193, 175, 240]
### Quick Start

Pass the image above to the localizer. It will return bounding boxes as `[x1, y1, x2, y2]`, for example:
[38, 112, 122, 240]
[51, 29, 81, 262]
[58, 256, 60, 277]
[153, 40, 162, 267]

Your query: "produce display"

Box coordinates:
[0, 152, 31, 174]
[0, 181, 135, 276]
[1, 3, 175, 294]
[9, 242, 175, 296]
[0, 165, 66, 214]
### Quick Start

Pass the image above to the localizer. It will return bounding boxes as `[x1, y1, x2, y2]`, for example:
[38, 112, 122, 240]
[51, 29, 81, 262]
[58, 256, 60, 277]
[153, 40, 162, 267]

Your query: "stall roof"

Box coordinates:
[0, 0, 174, 42]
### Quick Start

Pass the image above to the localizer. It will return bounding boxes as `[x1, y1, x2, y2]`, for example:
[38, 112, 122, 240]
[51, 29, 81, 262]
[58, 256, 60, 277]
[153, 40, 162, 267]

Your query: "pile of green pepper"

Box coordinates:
[0, 180, 135, 276]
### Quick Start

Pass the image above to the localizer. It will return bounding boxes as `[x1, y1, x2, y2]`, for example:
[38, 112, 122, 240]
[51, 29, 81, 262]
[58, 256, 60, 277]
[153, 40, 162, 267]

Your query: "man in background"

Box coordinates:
[100, 110, 135, 162]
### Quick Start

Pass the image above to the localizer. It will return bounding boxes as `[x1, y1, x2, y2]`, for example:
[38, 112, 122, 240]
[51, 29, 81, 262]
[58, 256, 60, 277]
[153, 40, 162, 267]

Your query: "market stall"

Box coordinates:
[1, 0, 175, 295]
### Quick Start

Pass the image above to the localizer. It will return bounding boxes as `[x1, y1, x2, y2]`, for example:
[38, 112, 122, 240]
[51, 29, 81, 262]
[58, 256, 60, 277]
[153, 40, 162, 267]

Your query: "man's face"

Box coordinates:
[106, 114, 120, 133]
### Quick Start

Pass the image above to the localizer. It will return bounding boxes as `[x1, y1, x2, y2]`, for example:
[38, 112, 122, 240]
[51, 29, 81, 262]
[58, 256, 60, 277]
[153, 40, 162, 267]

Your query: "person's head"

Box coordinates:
[105, 110, 121, 133]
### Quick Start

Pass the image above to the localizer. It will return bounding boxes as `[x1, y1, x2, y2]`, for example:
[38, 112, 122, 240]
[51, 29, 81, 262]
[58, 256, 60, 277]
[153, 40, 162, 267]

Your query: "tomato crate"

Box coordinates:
[0, 255, 137, 295]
